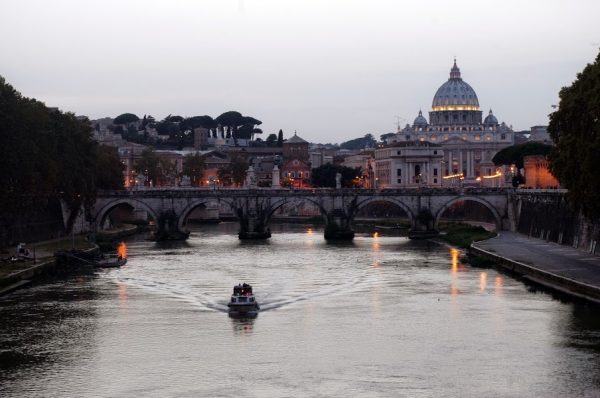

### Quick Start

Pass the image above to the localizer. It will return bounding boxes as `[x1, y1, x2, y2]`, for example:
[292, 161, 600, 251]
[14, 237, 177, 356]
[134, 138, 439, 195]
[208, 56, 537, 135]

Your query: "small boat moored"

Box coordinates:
[228, 283, 260, 315]
[95, 254, 127, 268]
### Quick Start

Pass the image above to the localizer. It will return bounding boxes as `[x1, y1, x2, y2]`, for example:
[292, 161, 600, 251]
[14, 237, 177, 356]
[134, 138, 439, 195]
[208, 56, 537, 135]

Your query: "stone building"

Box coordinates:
[281, 132, 311, 187]
[374, 142, 444, 188]
[387, 60, 514, 187]
[523, 155, 560, 189]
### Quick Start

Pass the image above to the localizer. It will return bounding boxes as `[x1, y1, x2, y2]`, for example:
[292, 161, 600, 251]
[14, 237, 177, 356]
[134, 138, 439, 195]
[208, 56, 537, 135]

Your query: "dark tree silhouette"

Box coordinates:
[548, 51, 600, 219]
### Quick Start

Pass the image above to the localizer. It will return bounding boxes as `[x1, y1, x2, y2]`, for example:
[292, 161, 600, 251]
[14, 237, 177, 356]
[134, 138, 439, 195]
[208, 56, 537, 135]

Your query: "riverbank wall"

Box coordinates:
[0, 245, 99, 297]
[515, 190, 600, 254]
[470, 242, 600, 304]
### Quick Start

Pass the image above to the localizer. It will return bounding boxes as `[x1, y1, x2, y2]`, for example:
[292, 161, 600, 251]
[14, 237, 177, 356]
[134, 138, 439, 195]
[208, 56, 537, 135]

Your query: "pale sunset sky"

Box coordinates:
[2, 0, 599, 142]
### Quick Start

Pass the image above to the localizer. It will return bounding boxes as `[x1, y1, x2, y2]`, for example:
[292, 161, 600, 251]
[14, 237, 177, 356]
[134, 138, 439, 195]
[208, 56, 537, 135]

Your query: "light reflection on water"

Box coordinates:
[0, 223, 599, 397]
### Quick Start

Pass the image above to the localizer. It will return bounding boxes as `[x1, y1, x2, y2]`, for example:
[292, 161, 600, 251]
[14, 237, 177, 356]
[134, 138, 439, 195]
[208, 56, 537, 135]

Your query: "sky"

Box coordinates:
[1, 0, 599, 143]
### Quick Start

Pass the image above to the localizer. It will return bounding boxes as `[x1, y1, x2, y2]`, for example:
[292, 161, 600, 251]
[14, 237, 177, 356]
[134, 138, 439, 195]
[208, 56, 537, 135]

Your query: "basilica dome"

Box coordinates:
[431, 60, 480, 111]
[484, 109, 498, 125]
[413, 110, 428, 126]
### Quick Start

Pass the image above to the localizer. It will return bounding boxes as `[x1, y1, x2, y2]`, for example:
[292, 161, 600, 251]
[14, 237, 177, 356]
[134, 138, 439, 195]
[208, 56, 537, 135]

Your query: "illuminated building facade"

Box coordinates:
[374, 141, 444, 188]
[388, 60, 514, 187]
[281, 132, 311, 187]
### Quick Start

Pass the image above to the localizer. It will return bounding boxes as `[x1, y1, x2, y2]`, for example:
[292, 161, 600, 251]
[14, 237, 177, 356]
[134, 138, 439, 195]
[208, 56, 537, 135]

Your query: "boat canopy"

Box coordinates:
[233, 283, 253, 295]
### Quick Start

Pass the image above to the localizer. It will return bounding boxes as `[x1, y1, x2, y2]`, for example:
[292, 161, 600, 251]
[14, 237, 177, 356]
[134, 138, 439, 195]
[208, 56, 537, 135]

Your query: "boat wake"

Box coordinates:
[104, 265, 377, 314]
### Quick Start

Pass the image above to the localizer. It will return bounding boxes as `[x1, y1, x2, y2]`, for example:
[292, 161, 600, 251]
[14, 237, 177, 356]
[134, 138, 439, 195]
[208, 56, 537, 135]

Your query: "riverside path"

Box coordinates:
[472, 231, 600, 303]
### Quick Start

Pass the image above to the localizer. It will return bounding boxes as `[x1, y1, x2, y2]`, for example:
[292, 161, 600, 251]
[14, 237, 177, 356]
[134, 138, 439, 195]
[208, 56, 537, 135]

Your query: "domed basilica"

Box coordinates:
[388, 60, 514, 184]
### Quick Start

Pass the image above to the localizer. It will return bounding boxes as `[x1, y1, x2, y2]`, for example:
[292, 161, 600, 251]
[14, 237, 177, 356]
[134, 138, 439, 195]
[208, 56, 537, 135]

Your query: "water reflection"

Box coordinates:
[230, 316, 256, 336]
[450, 248, 459, 273]
[117, 282, 129, 311]
[495, 275, 504, 296]
[480, 272, 488, 292]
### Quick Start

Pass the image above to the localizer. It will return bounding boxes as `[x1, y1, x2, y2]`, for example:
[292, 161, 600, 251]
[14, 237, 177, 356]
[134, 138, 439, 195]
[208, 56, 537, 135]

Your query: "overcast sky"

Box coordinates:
[2, 0, 599, 143]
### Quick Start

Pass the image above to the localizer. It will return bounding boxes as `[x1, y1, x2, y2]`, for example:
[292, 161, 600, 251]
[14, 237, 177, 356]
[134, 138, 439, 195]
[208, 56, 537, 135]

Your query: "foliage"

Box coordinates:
[182, 153, 205, 186]
[310, 163, 361, 188]
[492, 142, 553, 169]
[95, 145, 125, 189]
[277, 129, 283, 147]
[265, 133, 278, 147]
[548, 51, 600, 220]
[438, 222, 497, 249]
[0, 76, 124, 245]
[181, 115, 215, 132]
[165, 115, 184, 123]
[134, 148, 161, 186]
[380, 132, 395, 142]
[340, 134, 376, 150]
[217, 154, 248, 187]
[114, 113, 140, 125]
[511, 172, 525, 188]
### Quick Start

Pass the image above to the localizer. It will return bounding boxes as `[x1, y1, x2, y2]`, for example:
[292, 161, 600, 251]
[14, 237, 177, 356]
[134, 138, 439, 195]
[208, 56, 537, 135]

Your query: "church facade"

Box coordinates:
[386, 60, 514, 187]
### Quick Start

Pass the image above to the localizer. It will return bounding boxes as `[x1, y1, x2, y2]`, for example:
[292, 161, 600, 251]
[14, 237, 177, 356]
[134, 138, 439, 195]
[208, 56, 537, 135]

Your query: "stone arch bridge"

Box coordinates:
[92, 188, 515, 240]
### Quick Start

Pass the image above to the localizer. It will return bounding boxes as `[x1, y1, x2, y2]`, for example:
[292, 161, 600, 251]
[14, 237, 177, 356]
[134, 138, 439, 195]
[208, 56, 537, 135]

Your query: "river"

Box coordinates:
[1, 223, 599, 397]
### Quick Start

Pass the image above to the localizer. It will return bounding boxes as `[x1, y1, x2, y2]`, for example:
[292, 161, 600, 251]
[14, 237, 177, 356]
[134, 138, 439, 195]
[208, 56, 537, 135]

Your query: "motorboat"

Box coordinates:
[228, 283, 260, 314]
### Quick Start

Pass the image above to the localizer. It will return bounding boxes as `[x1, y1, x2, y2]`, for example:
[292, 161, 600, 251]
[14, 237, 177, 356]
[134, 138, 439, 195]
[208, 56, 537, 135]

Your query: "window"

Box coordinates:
[397, 168, 402, 177]
[397, 150, 402, 155]
[501, 133, 506, 140]
[474, 134, 481, 141]
[397, 178, 402, 184]
[433, 150, 438, 155]
[406, 135, 411, 140]
[433, 168, 438, 176]
[434, 178, 437, 184]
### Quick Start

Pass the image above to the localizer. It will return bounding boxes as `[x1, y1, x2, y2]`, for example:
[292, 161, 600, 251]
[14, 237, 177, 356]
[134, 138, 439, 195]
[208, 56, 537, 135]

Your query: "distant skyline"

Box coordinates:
[2, 0, 599, 143]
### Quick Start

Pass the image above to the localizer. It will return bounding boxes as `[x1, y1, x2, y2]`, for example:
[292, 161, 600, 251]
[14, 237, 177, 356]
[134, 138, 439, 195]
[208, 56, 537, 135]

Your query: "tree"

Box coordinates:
[0, 76, 125, 245]
[311, 163, 361, 188]
[340, 134, 376, 150]
[114, 113, 140, 125]
[158, 157, 177, 186]
[182, 153, 205, 186]
[215, 111, 243, 141]
[135, 148, 161, 186]
[548, 51, 600, 220]
[492, 142, 553, 169]
[95, 145, 125, 189]
[217, 154, 248, 187]
[380, 132, 395, 142]
[266, 133, 278, 147]
[277, 129, 283, 147]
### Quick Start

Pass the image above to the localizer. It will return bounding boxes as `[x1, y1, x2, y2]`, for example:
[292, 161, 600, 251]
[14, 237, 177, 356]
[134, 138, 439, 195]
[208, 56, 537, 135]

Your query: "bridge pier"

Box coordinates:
[408, 208, 439, 239]
[324, 210, 355, 240]
[235, 197, 272, 240]
[154, 210, 190, 241]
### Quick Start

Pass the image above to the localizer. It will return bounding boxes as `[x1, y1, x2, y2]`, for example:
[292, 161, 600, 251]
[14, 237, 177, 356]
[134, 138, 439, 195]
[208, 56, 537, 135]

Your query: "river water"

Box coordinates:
[1, 223, 600, 397]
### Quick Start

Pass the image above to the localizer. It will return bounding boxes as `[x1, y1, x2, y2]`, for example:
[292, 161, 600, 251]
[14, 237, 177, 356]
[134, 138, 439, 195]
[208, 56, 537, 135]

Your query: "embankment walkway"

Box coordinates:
[472, 231, 600, 304]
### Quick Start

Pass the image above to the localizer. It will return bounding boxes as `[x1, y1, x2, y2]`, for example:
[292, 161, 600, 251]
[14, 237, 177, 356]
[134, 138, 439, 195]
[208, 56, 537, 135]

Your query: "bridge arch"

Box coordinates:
[355, 196, 415, 226]
[95, 198, 159, 230]
[434, 196, 502, 230]
[265, 196, 328, 224]
[177, 199, 222, 231]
